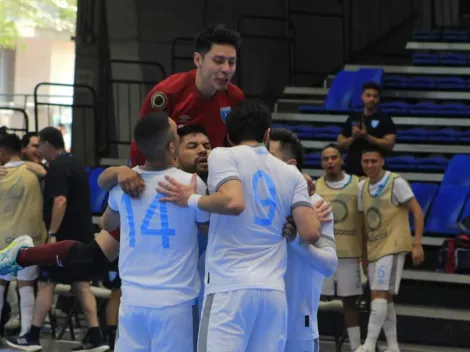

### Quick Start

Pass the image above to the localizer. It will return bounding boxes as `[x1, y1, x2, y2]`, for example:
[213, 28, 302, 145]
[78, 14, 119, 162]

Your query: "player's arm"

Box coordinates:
[357, 180, 368, 270]
[101, 188, 121, 233]
[46, 166, 69, 239]
[337, 116, 356, 149]
[291, 211, 338, 277]
[195, 176, 211, 235]
[97, 166, 145, 198]
[395, 178, 424, 266]
[291, 173, 321, 243]
[196, 149, 244, 215]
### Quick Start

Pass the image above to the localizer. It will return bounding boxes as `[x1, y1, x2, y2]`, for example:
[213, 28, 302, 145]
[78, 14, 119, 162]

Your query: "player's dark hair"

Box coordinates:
[0, 133, 22, 154]
[270, 128, 304, 171]
[361, 144, 386, 158]
[226, 100, 272, 145]
[38, 127, 65, 149]
[195, 24, 241, 54]
[21, 132, 38, 148]
[321, 143, 342, 156]
[134, 111, 173, 162]
[177, 125, 209, 140]
[363, 81, 381, 94]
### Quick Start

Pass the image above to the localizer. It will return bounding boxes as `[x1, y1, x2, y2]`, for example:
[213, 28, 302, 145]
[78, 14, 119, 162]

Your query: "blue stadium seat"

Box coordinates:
[413, 53, 439, 65]
[425, 185, 470, 236]
[89, 167, 108, 215]
[439, 52, 467, 66]
[289, 124, 315, 138]
[442, 29, 470, 42]
[467, 78, 470, 89]
[436, 77, 466, 90]
[441, 155, 470, 187]
[351, 68, 384, 108]
[410, 182, 439, 230]
[407, 76, 435, 89]
[437, 103, 470, 116]
[416, 156, 449, 171]
[299, 70, 356, 113]
[379, 101, 409, 114]
[408, 102, 439, 115]
[459, 197, 470, 223]
[412, 30, 441, 41]
[383, 75, 405, 89]
[427, 128, 461, 142]
[396, 128, 429, 142]
[386, 155, 417, 170]
[304, 153, 321, 168]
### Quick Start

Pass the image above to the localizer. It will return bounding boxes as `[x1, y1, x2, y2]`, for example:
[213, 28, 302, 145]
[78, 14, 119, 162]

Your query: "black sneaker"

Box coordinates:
[71, 341, 110, 352]
[5, 334, 42, 351]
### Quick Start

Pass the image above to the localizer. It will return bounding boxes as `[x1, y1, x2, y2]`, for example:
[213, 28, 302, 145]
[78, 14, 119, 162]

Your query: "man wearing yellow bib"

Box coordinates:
[316, 144, 364, 352]
[356, 146, 424, 352]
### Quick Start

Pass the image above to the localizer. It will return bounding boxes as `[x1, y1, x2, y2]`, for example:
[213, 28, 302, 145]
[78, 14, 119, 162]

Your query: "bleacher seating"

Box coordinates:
[88, 167, 108, 216]
[412, 29, 470, 42]
[441, 155, 470, 187]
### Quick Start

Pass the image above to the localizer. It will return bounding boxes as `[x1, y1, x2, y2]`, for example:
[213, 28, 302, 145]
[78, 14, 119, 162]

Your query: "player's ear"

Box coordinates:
[194, 52, 203, 68]
[286, 159, 297, 167]
[263, 128, 271, 145]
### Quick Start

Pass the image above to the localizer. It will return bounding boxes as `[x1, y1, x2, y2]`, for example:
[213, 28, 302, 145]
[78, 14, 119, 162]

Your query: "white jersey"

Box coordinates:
[285, 194, 335, 340]
[205, 145, 311, 295]
[108, 166, 210, 308]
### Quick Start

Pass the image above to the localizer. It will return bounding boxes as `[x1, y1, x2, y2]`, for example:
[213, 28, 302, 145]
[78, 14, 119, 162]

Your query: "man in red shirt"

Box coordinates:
[130, 23, 244, 167]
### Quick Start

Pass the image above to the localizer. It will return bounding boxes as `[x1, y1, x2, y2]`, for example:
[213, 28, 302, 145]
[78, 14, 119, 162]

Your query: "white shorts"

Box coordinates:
[198, 289, 287, 352]
[115, 302, 195, 352]
[369, 253, 406, 295]
[321, 258, 363, 297]
[285, 338, 320, 352]
[0, 265, 38, 282]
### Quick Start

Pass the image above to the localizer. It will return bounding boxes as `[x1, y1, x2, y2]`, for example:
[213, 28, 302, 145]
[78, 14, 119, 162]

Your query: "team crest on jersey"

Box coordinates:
[371, 120, 379, 128]
[220, 107, 231, 124]
[151, 92, 168, 110]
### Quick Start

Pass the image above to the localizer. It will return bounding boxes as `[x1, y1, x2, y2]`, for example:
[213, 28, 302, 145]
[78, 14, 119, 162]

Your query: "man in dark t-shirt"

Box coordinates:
[337, 82, 396, 176]
[7, 127, 108, 351]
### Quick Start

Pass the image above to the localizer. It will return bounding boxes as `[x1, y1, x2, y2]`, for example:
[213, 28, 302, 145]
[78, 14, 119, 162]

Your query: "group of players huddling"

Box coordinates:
[0, 24, 425, 352]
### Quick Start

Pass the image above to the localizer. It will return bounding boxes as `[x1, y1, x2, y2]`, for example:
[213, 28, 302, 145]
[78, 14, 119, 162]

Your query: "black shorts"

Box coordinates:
[103, 259, 121, 290]
[38, 266, 95, 285]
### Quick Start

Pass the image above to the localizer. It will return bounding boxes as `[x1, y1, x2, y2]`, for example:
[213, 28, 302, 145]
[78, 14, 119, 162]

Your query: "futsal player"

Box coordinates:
[355, 146, 424, 352]
[157, 100, 321, 351]
[0, 134, 45, 340]
[316, 144, 364, 352]
[269, 129, 337, 352]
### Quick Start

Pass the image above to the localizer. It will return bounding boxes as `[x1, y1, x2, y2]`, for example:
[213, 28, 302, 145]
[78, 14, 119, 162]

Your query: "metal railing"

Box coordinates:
[0, 107, 29, 134]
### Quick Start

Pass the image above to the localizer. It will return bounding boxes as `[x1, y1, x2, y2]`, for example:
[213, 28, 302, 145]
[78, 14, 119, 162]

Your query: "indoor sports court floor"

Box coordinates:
[0, 339, 467, 352]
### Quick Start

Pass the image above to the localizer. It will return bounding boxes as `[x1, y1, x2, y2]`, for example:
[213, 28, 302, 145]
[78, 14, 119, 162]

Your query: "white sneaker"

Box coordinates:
[0, 235, 34, 275]
[354, 346, 375, 352]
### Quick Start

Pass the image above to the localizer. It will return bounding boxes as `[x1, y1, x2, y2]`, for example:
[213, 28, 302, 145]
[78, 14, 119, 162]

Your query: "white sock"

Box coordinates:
[347, 326, 361, 351]
[19, 286, 35, 336]
[7, 281, 19, 317]
[383, 302, 399, 351]
[364, 298, 388, 350]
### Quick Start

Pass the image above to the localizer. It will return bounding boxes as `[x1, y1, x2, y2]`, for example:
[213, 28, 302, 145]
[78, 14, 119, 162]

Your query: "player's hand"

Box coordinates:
[157, 173, 197, 206]
[360, 128, 368, 138]
[117, 166, 145, 198]
[303, 173, 315, 196]
[314, 199, 332, 223]
[0, 166, 6, 178]
[411, 244, 424, 266]
[282, 216, 297, 242]
[25, 162, 47, 178]
[352, 124, 361, 139]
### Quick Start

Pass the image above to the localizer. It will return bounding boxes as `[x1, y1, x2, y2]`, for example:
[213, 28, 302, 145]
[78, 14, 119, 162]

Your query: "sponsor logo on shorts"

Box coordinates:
[220, 106, 231, 124]
[151, 92, 168, 110]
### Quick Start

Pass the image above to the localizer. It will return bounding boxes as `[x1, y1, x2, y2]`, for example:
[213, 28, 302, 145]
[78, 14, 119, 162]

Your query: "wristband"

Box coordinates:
[188, 194, 202, 210]
[48, 232, 56, 239]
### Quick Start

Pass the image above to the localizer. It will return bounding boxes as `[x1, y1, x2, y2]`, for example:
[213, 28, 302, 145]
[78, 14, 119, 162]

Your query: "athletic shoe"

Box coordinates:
[0, 235, 34, 275]
[71, 341, 110, 352]
[5, 334, 42, 351]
